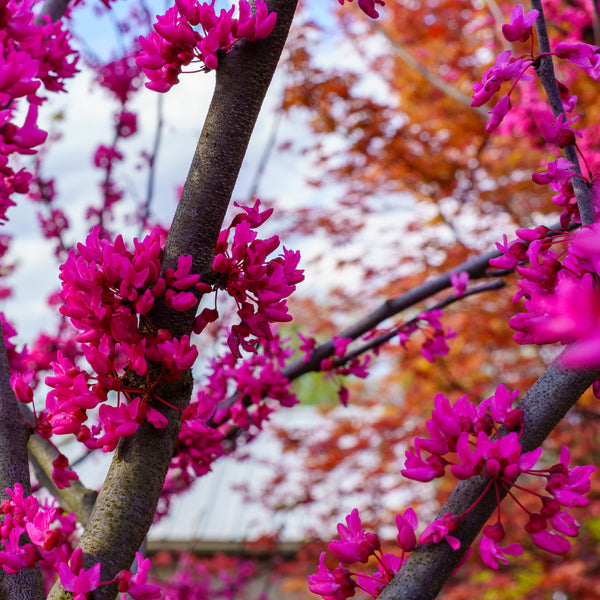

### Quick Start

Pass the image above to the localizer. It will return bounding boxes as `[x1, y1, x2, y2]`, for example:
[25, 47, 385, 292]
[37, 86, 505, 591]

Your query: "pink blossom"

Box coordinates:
[450, 271, 469, 296]
[501, 4, 539, 43]
[486, 95, 511, 133]
[58, 549, 102, 600]
[531, 530, 571, 554]
[137, 1, 277, 91]
[338, 0, 385, 19]
[308, 552, 356, 600]
[539, 114, 581, 148]
[395, 508, 418, 552]
[489, 235, 527, 270]
[479, 533, 523, 569]
[116, 552, 161, 599]
[328, 508, 380, 563]
[531, 157, 575, 190]
[419, 513, 461, 550]
[555, 42, 600, 80]
[402, 448, 446, 481]
[472, 51, 526, 107]
[546, 446, 596, 507]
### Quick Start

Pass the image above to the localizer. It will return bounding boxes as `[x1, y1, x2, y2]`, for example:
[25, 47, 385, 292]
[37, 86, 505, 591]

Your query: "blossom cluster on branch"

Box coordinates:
[0, 0, 77, 222]
[137, 0, 277, 91]
[309, 385, 595, 599]
[0, 483, 159, 598]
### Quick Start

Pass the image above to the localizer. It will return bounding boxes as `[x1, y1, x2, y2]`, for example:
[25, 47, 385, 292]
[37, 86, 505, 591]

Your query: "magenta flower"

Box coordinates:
[546, 446, 596, 507]
[328, 508, 380, 563]
[486, 95, 511, 133]
[472, 50, 525, 107]
[555, 42, 600, 80]
[338, 0, 385, 19]
[539, 114, 581, 148]
[450, 271, 469, 296]
[58, 549, 102, 600]
[137, 0, 278, 91]
[116, 552, 161, 599]
[501, 4, 539, 43]
[489, 234, 528, 269]
[402, 448, 446, 482]
[395, 507, 418, 551]
[531, 157, 575, 190]
[479, 533, 523, 569]
[531, 530, 571, 555]
[308, 552, 356, 600]
[419, 513, 462, 550]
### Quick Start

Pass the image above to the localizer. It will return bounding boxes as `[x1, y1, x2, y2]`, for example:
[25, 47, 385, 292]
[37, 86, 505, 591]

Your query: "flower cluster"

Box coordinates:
[209, 200, 304, 358]
[149, 552, 260, 600]
[308, 508, 407, 600]
[0, 0, 78, 222]
[11, 227, 202, 455]
[401, 385, 594, 563]
[491, 222, 600, 370]
[472, 4, 600, 135]
[315, 336, 370, 406]
[310, 385, 595, 599]
[137, 0, 277, 92]
[398, 309, 457, 363]
[0, 484, 159, 599]
[160, 332, 298, 515]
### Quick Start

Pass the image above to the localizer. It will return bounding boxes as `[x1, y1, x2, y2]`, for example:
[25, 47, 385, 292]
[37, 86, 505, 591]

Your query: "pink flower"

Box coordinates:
[402, 448, 446, 482]
[546, 446, 596, 507]
[58, 549, 101, 600]
[395, 508, 418, 552]
[10, 104, 47, 150]
[531, 157, 575, 190]
[450, 271, 469, 296]
[472, 51, 525, 107]
[419, 513, 462, 550]
[531, 530, 571, 554]
[479, 533, 523, 569]
[308, 552, 356, 600]
[328, 508, 380, 563]
[486, 95, 511, 133]
[501, 4, 539, 43]
[539, 114, 581, 148]
[338, 0, 385, 19]
[489, 234, 527, 269]
[555, 42, 600, 80]
[116, 552, 161, 599]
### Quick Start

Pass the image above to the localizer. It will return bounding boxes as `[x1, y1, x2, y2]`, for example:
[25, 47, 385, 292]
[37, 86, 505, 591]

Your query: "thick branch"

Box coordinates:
[379, 351, 599, 600]
[48, 1, 299, 598]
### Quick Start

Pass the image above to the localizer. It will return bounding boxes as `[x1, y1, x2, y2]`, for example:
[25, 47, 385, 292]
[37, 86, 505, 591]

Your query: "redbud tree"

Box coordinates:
[0, 0, 599, 599]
